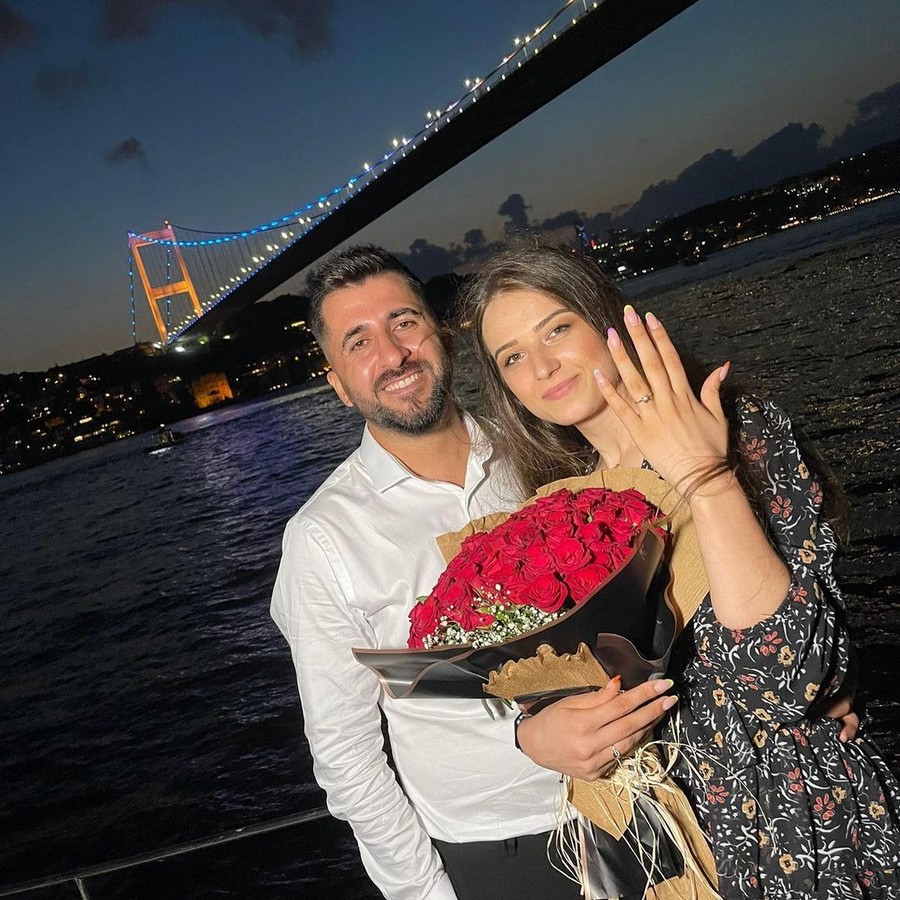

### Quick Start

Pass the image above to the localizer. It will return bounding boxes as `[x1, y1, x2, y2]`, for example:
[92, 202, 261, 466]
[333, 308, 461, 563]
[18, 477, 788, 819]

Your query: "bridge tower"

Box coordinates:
[129, 223, 203, 343]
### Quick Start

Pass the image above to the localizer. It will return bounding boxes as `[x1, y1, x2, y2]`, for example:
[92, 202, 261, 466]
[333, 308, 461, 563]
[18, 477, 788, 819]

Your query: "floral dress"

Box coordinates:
[665, 397, 900, 899]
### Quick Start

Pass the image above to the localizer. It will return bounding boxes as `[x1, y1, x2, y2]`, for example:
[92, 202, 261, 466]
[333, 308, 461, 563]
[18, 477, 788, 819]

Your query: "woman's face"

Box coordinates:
[480, 288, 618, 428]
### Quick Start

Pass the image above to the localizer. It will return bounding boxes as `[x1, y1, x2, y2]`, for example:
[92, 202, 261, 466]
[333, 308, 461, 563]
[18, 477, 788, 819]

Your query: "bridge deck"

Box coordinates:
[182, 0, 697, 337]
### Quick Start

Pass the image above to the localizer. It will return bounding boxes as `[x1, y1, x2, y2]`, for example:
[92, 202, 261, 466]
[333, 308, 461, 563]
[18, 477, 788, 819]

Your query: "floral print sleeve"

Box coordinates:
[689, 397, 852, 725]
[668, 397, 900, 900]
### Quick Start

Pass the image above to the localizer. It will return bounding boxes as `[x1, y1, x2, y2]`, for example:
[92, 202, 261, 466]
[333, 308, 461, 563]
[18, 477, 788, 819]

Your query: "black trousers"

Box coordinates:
[434, 830, 585, 900]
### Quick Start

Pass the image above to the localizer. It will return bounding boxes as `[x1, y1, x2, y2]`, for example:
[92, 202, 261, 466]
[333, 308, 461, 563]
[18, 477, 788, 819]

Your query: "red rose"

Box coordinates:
[608, 545, 634, 569]
[573, 488, 607, 512]
[523, 572, 568, 613]
[612, 489, 654, 525]
[589, 505, 618, 528]
[434, 575, 471, 614]
[532, 490, 573, 512]
[566, 565, 608, 602]
[408, 598, 441, 648]
[481, 552, 518, 587]
[521, 541, 555, 579]
[530, 492, 573, 524]
[504, 519, 540, 550]
[552, 536, 592, 573]
[539, 506, 574, 528]
[584, 542, 613, 566]
[500, 570, 530, 605]
[456, 531, 486, 555]
[455, 603, 495, 632]
[544, 522, 577, 551]
[575, 520, 601, 544]
[609, 520, 640, 544]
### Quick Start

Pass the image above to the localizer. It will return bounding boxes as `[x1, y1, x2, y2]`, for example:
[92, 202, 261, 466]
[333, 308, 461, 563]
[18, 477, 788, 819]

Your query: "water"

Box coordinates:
[1, 200, 899, 898]
[1, 388, 381, 898]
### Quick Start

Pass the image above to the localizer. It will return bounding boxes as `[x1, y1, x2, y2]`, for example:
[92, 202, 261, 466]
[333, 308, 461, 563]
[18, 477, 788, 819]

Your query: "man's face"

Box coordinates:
[321, 272, 451, 435]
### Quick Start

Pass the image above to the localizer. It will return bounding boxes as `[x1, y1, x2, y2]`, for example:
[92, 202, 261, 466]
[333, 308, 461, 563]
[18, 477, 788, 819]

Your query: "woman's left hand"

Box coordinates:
[594, 305, 730, 497]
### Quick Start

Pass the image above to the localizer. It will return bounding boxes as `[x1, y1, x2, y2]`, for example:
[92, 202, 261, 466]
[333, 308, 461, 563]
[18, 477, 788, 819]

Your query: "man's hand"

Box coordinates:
[812, 649, 859, 742]
[818, 694, 860, 742]
[516, 676, 677, 781]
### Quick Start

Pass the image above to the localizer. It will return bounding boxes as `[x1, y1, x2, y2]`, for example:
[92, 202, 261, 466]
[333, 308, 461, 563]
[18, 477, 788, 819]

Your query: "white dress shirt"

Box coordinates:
[271, 415, 565, 900]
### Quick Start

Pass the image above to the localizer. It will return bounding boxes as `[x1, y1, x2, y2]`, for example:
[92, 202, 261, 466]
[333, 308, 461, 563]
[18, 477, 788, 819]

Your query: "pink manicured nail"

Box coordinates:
[718, 361, 732, 383]
[645, 312, 660, 330]
[623, 305, 640, 327]
[654, 678, 675, 693]
[661, 695, 678, 710]
[593, 368, 608, 386]
[606, 328, 622, 350]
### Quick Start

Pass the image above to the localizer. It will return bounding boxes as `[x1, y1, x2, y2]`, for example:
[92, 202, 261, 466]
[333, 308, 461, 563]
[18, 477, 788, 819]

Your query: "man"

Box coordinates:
[270, 246, 707, 899]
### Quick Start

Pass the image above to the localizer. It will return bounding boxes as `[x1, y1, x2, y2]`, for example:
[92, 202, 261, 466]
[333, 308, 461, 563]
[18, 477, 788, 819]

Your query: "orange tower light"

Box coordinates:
[129, 223, 203, 343]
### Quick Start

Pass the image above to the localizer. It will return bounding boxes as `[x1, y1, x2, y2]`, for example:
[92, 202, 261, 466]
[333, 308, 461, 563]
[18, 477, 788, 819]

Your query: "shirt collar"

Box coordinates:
[359, 412, 491, 493]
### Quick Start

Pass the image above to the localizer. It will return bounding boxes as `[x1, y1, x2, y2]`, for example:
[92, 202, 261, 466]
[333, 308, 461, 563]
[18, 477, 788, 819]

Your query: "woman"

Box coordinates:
[460, 242, 900, 899]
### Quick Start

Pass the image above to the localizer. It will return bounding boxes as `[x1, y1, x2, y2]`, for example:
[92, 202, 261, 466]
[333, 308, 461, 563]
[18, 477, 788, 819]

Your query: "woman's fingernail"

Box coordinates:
[654, 678, 675, 693]
[645, 312, 660, 329]
[718, 361, 731, 383]
[593, 368, 608, 386]
[661, 695, 678, 710]
[623, 305, 639, 327]
[607, 328, 622, 351]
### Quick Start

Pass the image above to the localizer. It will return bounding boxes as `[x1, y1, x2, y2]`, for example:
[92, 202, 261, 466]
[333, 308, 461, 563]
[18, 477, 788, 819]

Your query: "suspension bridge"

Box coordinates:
[127, 0, 697, 346]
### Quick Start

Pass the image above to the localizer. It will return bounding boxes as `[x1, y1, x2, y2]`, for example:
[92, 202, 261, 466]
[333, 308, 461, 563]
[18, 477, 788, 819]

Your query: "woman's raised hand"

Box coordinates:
[594, 305, 730, 497]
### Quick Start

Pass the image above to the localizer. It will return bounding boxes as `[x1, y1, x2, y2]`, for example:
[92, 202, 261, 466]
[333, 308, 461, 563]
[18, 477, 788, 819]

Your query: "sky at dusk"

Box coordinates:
[1, 0, 899, 373]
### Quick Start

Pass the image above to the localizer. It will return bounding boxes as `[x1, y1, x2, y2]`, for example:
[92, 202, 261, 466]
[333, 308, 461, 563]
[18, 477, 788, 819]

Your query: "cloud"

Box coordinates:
[395, 239, 463, 281]
[831, 81, 900, 159]
[35, 64, 96, 104]
[617, 148, 741, 229]
[463, 229, 485, 249]
[617, 82, 900, 230]
[619, 122, 828, 229]
[535, 209, 583, 232]
[106, 137, 147, 166]
[497, 193, 530, 235]
[100, 0, 332, 56]
[741, 122, 825, 187]
[0, 2, 37, 54]
[221, 0, 331, 56]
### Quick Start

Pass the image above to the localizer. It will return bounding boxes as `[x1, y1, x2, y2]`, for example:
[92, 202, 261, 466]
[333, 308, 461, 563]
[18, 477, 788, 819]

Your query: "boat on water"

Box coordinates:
[145, 425, 184, 455]
[681, 248, 708, 266]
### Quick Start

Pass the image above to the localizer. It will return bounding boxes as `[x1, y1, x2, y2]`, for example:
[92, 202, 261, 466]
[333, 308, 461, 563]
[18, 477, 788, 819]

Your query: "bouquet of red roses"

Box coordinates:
[354, 470, 719, 900]
[409, 487, 655, 651]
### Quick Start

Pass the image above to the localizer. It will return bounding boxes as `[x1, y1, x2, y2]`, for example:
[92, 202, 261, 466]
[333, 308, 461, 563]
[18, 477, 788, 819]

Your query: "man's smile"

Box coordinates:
[380, 369, 424, 394]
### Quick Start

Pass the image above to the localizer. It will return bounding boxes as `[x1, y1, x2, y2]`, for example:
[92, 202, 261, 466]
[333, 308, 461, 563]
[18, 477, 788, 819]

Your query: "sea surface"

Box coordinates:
[1, 197, 899, 899]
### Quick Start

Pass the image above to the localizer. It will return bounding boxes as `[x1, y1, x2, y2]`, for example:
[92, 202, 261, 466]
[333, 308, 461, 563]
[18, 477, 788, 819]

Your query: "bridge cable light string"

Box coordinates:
[127, 0, 575, 253]
[127, 244, 139, 346]
[126, 0, 588, 340]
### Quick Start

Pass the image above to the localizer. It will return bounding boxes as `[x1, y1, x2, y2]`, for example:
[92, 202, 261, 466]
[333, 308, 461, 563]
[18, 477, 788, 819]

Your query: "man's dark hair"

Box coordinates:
[306, 245, 426, 345]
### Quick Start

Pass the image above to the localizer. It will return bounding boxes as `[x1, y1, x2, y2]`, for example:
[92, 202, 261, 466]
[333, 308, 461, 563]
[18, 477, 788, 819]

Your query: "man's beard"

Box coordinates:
[352, 360, 452, 436]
